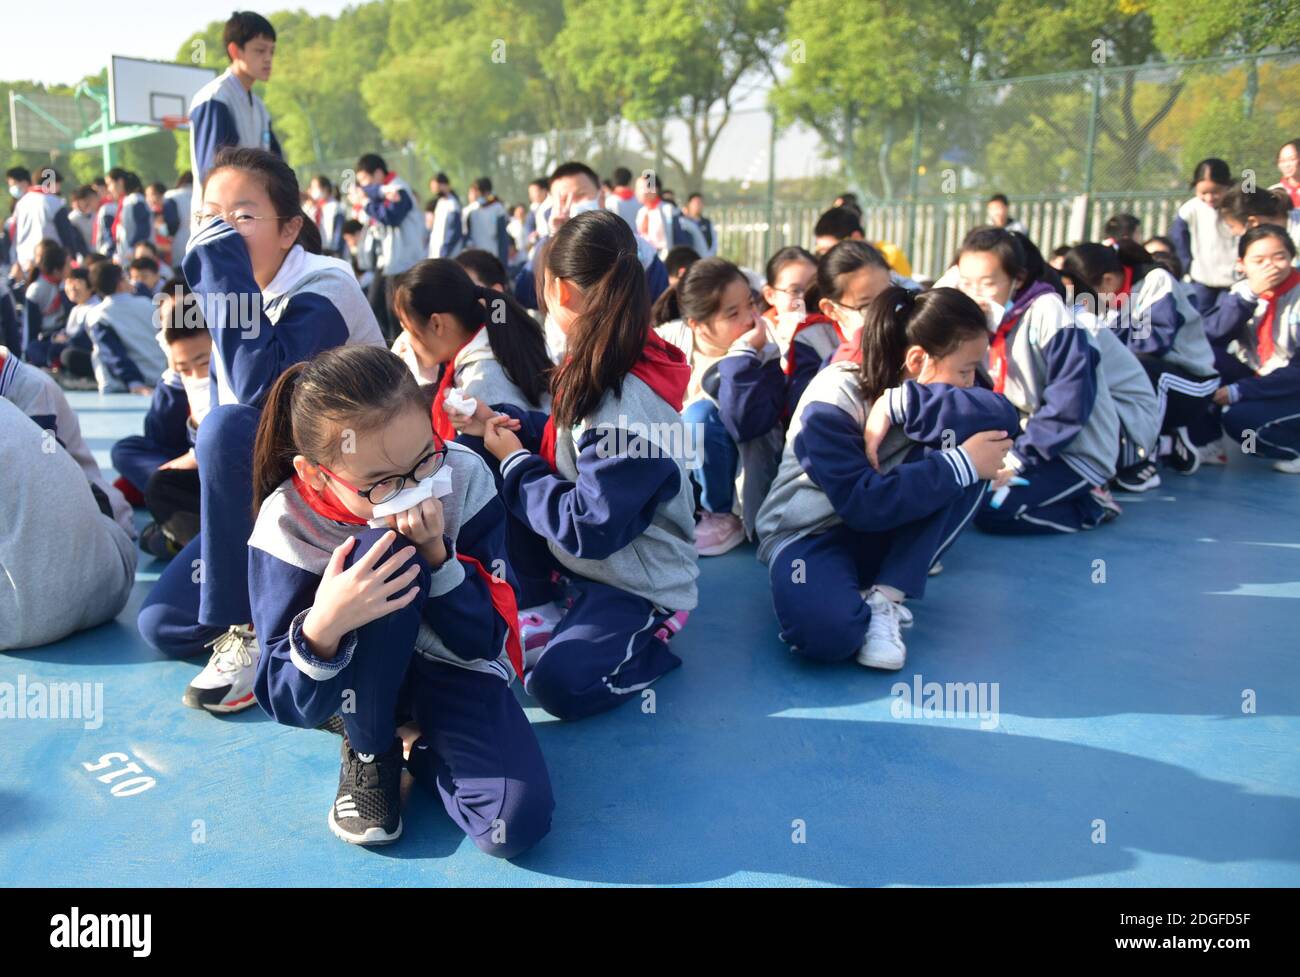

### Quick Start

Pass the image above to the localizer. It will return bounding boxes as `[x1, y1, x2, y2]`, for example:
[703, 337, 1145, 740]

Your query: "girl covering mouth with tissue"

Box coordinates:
[244, 344, 553, 854]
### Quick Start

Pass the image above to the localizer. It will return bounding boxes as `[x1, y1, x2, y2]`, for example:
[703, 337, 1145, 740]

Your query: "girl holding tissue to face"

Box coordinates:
[755, 287, 1018, 670]
[137, 147, 384, 716]
[479, 209, 699, 721]
[247, 344, 553, 852]
[652, 257, 786, 556]
[956, 228, 1124, 534]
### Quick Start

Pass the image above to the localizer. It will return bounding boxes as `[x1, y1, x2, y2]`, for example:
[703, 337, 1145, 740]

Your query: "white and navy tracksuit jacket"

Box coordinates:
[655, 318, 786, 534]
[307, 198, 344, 257]
[1204, 274, 1300, 459]
[87, 292, 166, 392]
[605, 188, 640, 230]
[93, 199, 117, 256]
[428, 192, 464, 259]
[182, 219, 386, 408]
[678, 215, 716, 257]
[756, 364, 1018, 662]
[1170, 197, 1238, 307]
[462, 196, 510, 266]
[20, 274, 64, 357]
[12, 189, 80, 271]
[1075, 309, 1160, 467]
[113, 191, 153, 261]
[187, 68, 281, 218]
[768, 311, 844, 419]
[164, 187, 192, 259]
[362, 176, 425, 277]
[0, 346, 135, 537]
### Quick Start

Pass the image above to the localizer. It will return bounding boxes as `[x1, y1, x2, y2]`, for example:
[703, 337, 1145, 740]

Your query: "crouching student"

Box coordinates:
[110, 282, 211, 557]
[19, 240, 67, 366]
[248, 345, 552, 853]
[1061, 241, 1217, 477]
[1206, 227, 1300, 472]
[955, 228, 1124, 533]
[480, 210, 699, 721]
[388, 258, 558, 617]
[136, 146, 384, 716]
[87, 260, 165, 394]
[653, 256, 785, 556]
[756, 287, 1017, 669]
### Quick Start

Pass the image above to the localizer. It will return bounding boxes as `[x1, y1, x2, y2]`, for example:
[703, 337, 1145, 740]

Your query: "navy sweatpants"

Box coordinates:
[138, 403, 258, 657]
[525, 576, 681, 721]
[267, 528, 553, 859]
[768, 482, 984, 663]
[682, 398, 739, 513]
[975, 458, 1105, 535]
[110, 435, 175, 494]
[1222, 396, 1300, 460]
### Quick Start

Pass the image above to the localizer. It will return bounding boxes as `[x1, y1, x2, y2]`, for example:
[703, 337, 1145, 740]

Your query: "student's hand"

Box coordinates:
[741, 312, 769, 351]
[1212, 386, 1232, 407]
[301, 531, 423, 659]
[961, 430, 1014, 481]
[450, 398, 514, 438]
[387, 496, 447, 567]
[991, 468, 1016, 489]
[483, 413, 525, 461]
[159, 449, 198, 471]
[863, 395, 893, 469]
[550, 189, 573, 233]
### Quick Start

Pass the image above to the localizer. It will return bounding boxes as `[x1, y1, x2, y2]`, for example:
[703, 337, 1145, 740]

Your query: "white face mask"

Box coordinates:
[182, 373, 212, 426]
[569, 197, 602, 216]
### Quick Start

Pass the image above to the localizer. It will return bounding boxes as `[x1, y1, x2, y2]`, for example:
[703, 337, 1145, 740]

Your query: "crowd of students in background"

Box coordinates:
[3, 7, 1297, 862]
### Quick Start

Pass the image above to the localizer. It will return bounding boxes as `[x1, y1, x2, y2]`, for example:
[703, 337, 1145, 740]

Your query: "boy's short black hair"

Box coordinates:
[134, 240, 161, 257]
[1103, 213, 1141, 240]
[813, 206, 864, 240]
[73, 184, 99, 201]
[434, 172, 450, 185]
[472, 176, 493, 194]
[356, 153, 387, 176]
[5, 166, 31, 184]
[529, 177, 549, 192]
[550, 161, 600, 189]
[158, 277, 209, 341]
[147, 181, 168, 196]
[988, 193, 1010, 206]
[224, 11, 276, 52]
[91, 261, 124, 297]
[130, 256, 160, 275]
[67, 267, 90, 284]
[342, 219, 363, 235]
[664, 245, 701, 279]
[612, 167, 633, 187]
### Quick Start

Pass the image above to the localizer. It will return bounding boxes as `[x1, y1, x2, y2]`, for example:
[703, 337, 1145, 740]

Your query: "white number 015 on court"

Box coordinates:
[82, 752, 157, 797]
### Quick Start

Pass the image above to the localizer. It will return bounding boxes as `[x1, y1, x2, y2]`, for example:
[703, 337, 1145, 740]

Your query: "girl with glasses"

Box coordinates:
[247, 344, 553, 852]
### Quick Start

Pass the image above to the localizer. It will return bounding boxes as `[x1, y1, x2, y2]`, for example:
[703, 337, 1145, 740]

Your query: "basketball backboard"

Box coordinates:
[108, 56, 216, 128]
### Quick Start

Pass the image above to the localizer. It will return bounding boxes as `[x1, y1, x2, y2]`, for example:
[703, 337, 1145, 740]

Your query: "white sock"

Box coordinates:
[873, 584, 905, 604]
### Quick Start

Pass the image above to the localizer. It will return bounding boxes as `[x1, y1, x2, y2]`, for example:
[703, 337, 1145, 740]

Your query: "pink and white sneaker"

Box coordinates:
[695, 511, 745, 557]
[518, 602, 563, 652]
[653, 610, 690, 643]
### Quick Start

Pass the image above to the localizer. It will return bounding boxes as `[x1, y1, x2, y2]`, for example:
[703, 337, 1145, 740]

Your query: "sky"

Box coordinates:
[6, 0, 357, 86]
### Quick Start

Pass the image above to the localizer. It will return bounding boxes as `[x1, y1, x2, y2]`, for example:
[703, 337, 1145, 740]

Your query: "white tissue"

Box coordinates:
[443, 387, 478, 416]
[366, 466, 454, 527]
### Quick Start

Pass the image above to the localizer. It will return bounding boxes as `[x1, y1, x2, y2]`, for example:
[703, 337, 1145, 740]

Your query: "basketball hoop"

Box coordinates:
[160, 115, 188, 131]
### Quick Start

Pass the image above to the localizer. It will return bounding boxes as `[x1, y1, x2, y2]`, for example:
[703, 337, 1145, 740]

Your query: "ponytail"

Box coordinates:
[651, 283, 681, 324]
[545, 210, 649, 428]
[857, 286, 987, 404]
[252, 362, 308, 516]
[394, 259, 551, 406]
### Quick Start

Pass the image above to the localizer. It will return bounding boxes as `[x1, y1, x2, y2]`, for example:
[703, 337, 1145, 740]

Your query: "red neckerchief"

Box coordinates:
[614, 187, 634, 201]
[382, 171, 398, 186]
[1118, 265, 1134, 300]
[109, 193, 125, 245]
[540, 330, 690, 471]
[1281, 179, 1300, 210]
[292, 473, 367, 525]
[1256, 269, 1300, 367]
[987, 314, 1022, 395]
[24, 186, 49, 196]
[457, 553, 524, 680]
[831, 326, 862, 365]
[431, 329, 479, 441]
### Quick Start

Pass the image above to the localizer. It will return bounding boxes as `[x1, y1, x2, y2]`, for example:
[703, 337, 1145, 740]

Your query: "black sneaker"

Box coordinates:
[1113, 460, 1161, 493]
[139, 522, 182, 560]
[329, 735, 403, 845]
[1164, 427, 1201, 476]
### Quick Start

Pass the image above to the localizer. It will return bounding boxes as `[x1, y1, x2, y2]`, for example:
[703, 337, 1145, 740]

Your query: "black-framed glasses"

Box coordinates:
[319, 441, 447, 506]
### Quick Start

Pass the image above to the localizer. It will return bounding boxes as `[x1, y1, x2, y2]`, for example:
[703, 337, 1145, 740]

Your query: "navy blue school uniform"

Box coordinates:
[137, 221, 384, 660]
[655, 318, 786, 533]
[110, 371, 193, 493]
[113, 191, 153, 260]
[19, 274, 64, 366]
[493, 336, 699, 720]
[249, 441, 552, 857]
[1210, 272, 1300, 459]
[187, 68, 281, 221]
[756, 365, 1018, 662]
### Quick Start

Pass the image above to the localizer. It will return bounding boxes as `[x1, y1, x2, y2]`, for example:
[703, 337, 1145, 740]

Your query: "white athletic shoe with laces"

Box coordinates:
[856, 590, 908, 670]
[183, 625, 261, 713]
[1274, 456, 1300, 474]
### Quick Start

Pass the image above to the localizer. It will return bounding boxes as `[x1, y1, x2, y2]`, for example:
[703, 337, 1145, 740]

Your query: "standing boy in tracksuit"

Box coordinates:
[187, 11, 282, 220]
[6, 166, 81, 273]
[350, 153, 424, 342]
[462, 177, 509, 268]
[427, 172, 464, 259]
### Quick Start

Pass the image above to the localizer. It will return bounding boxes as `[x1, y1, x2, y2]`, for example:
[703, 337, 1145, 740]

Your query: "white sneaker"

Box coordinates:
[1274, 456, 1300, 473]
[1197, 438, 1231, 466]
[856, 590, 907, 670]
[183, 625, 261, 713]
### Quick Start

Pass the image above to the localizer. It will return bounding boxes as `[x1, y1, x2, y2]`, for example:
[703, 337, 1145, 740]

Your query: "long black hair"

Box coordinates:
[544, 209, 649, 428]
[392, 258, 551, 406]
[857, 286, 987, 404]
